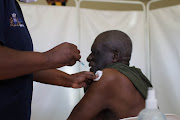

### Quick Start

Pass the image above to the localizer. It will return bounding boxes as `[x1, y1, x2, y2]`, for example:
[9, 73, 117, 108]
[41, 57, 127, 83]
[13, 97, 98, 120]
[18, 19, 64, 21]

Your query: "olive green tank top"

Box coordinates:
[106, 62, 152, 99]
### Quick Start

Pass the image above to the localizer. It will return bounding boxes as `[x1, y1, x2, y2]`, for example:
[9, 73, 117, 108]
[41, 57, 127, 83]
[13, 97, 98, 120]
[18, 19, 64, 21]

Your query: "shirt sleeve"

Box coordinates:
[0, 0, 6, 45]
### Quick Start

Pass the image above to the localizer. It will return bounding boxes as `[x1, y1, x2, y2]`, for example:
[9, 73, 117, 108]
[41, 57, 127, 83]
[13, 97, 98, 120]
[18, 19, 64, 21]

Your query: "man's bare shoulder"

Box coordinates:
[88, 68, 133, 95]
[89, 68, 141, 99]
[99, 68, 132, 87]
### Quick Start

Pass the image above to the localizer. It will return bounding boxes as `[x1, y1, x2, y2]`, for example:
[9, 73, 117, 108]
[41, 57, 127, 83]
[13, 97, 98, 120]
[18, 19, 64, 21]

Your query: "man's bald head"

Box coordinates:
[94, 30, 132, 65]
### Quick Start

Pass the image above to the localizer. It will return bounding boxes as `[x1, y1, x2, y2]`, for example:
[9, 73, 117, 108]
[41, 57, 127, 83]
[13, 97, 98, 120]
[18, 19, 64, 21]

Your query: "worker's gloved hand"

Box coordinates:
[69, 71, 96, 88]
[44, 42, 81, 68]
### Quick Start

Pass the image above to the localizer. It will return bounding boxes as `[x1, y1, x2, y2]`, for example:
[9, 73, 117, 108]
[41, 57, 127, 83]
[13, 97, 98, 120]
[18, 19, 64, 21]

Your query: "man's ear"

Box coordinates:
[112, 50, 119, 63]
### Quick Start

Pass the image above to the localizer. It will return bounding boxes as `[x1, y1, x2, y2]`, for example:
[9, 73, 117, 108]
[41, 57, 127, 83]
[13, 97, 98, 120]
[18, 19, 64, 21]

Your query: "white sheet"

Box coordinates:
[20, 4, 80, 120]
[150, 4, 180, 117]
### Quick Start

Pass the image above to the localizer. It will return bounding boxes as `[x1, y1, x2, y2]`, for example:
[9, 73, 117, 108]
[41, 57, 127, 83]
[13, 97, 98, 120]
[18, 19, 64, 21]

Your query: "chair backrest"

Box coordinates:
[120, 114, 180, 120]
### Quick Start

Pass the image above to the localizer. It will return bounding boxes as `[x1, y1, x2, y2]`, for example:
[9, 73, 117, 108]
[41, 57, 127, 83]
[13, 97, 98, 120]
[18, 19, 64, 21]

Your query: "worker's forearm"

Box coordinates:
[0, 46, 50, 80]
[33, 69, 72, 87]
[33, 69, 96, 88]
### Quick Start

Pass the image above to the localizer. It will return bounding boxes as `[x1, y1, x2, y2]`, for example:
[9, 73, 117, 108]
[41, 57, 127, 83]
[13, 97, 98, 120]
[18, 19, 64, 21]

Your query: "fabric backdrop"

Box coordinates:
[19, 3, 180, 120]
[150, 4, 180, 117]
[20, 4, 80, 120]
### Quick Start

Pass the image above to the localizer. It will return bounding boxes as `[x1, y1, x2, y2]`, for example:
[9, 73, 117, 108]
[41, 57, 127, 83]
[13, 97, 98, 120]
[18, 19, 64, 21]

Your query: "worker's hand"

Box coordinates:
[44, 42, 81, 68]
[69, 71, 96, 88]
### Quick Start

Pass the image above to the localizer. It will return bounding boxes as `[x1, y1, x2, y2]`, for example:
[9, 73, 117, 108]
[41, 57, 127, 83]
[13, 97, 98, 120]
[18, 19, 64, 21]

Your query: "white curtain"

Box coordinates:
[20, 3, 180, 120]
[20, 4, 80, 120]
[150, 5, 180, 117]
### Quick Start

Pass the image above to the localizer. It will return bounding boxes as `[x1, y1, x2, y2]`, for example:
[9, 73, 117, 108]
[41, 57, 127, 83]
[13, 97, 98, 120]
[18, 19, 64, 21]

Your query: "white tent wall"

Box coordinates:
[19, 1, 180, 120]
[150, 4, 180, 117]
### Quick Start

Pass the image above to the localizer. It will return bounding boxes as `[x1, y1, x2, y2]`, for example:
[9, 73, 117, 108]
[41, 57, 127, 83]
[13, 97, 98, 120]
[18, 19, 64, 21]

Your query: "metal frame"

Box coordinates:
[146, 0, 164, 81]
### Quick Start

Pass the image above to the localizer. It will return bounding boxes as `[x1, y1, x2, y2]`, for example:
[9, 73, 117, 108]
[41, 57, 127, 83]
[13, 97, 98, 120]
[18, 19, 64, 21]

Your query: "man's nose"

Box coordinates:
[87, 54, 92, 62]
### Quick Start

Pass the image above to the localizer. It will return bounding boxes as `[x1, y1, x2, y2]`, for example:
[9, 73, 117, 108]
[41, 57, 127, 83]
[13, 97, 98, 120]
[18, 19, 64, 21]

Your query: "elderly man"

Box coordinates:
[68, 30, 152, 120]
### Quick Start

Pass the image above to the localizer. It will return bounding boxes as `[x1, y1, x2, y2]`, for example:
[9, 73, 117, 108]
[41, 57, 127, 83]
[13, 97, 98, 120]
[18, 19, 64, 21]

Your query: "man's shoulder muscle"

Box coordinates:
[100, 68, 132, 88]
[88, 68, 132, 99]
[99, 68, 143, 101]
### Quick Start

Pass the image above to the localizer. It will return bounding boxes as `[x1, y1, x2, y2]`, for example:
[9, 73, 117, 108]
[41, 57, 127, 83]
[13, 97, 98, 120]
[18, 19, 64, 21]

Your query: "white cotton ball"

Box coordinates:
[93, 70, 103, 81]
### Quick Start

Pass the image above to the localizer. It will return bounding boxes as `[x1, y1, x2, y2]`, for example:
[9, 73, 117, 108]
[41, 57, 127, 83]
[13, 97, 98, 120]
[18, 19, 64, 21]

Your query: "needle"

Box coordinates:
[79, 60, 88, 68]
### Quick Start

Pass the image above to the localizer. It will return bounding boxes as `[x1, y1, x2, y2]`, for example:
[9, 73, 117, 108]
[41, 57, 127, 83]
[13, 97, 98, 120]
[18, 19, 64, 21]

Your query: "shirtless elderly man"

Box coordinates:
[68, 30, 152, 120]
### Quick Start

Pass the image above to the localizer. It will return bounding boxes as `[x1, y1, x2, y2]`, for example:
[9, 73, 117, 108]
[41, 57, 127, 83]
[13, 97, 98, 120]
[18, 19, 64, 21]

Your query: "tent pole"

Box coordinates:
[146, 0, 164, 81]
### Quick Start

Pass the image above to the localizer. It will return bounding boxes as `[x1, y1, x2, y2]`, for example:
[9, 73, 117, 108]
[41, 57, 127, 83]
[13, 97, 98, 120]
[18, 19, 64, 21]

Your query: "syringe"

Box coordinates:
[79, 60, 88, 68]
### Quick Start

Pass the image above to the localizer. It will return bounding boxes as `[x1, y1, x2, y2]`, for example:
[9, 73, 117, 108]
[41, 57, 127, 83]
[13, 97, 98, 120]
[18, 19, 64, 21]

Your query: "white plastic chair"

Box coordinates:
[120, 114, 180, 120]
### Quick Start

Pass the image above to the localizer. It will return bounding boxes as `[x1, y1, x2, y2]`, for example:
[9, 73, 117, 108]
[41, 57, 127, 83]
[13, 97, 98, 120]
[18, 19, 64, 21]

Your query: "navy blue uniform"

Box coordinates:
[0, 0, 33, 120]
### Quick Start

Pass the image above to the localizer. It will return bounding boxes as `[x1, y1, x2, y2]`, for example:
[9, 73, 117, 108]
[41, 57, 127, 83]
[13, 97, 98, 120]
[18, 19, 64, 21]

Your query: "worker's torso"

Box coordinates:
[0, 0, 33, 120]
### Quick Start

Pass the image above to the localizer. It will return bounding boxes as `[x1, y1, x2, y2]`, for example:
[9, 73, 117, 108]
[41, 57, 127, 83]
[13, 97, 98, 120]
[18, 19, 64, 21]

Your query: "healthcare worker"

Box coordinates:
[0, 0, 96, 120]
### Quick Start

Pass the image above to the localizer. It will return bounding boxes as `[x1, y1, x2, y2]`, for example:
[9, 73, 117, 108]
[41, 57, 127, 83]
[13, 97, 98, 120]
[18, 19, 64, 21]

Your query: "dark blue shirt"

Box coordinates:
[0, 0, 33, 120]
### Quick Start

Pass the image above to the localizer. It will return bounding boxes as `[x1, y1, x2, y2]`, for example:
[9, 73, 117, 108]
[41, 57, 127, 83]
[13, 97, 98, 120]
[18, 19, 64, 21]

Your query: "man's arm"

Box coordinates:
[0, 42, 80, 80]
[67, 69, 117, 120]
[33, 69, 96, 88]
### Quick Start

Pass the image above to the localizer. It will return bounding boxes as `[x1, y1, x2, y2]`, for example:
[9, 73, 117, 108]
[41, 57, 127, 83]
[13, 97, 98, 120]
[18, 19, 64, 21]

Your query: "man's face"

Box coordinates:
[87, 39, 114, 73]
